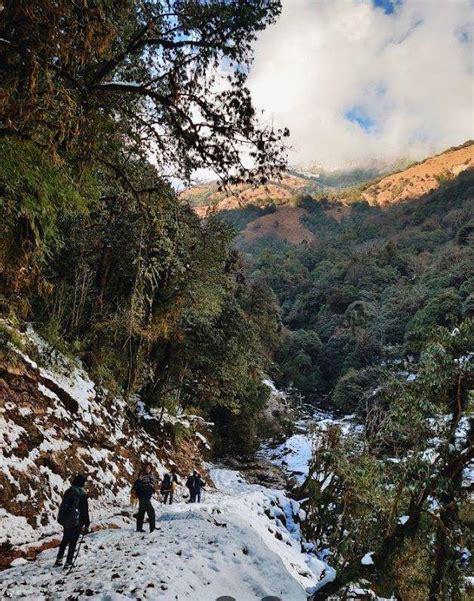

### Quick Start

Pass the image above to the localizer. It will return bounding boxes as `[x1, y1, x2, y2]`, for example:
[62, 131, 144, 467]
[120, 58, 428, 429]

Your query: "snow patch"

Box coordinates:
[361, 551, 375, 565]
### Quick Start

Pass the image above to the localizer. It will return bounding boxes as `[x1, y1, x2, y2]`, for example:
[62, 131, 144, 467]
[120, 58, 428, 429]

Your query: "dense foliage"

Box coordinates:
[211, 153, 473, 597]
[223, 169, 474, 408]
[0, 0, 284, 453]
[304, 321, 473, 599]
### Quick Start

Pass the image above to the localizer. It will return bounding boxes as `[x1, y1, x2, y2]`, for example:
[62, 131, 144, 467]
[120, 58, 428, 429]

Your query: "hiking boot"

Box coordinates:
[54, 560, 63, 568]
[64, 561, 73, 569]
[136, 528, 145, 533]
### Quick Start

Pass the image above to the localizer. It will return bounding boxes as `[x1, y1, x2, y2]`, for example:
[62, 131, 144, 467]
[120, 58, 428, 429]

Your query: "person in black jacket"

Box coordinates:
[132, 462, 156, 532]
[193, 471, 205, 503]
[186, 470, 205, 503]
[54, 474, 90, 568]
[160, 473, 172, 504]
[161, 471, 179, 504]
[185, 472, 196, 503]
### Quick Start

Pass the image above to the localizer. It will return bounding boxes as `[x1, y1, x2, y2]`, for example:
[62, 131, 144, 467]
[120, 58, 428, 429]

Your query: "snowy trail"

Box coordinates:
[0, 468, 327, 600]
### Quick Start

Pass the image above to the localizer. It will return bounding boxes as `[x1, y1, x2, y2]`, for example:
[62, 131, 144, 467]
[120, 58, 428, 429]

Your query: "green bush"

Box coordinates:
[332, 367, 384, 414]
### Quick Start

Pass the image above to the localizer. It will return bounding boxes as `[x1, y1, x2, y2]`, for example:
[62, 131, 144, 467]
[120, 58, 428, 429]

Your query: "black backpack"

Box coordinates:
[57, 488, 80, 528]
[161, 474, 171, 493]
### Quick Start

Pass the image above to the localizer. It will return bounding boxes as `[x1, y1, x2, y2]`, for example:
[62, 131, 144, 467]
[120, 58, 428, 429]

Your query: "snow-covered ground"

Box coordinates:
[260, 410, 362, 484]
[0, 324, 210, 548]
[0, 466, 328, 600]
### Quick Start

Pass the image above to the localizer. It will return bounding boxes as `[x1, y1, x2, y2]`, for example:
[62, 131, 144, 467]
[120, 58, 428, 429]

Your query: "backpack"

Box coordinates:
[57, 488, 80, 528]
[161, 474, 171, 493]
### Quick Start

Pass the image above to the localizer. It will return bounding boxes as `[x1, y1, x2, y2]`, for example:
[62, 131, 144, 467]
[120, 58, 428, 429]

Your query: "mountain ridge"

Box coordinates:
[182, 141, 474, 246]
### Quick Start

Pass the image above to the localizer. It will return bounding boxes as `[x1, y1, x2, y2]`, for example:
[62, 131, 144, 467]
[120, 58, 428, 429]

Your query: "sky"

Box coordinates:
[248, 0, 474, 169]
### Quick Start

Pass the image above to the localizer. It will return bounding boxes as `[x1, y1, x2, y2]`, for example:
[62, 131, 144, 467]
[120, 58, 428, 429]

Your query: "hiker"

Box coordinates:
[186, 470, 205, 503]
[54, 474, 90, 568]
[194, 470, 205, 503]
[161, 471, 179, 505]
[160, 473, 172, 504]
[132, 462, 156, 533]
[185, 471, 196, 503]
[170, 470, 179, 502]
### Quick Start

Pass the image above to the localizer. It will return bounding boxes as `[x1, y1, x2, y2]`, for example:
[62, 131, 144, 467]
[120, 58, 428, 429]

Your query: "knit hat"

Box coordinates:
[72, 474, 87, 487]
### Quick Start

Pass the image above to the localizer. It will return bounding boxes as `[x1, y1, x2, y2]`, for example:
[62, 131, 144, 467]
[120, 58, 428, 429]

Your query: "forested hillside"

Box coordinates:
[0, 0, 286, 454]
[208, 146, 474, 411]
[186, 145, 473, 598]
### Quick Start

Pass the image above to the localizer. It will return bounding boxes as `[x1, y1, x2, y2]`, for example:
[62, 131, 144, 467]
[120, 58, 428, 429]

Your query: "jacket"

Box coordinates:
[186, 474, 204, 493]
[160, 475, 172, 494]
[133, 474, 156, 500]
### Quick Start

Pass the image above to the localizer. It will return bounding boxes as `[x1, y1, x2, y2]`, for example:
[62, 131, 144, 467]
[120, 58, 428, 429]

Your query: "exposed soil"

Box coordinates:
[240, 206, 315, 245]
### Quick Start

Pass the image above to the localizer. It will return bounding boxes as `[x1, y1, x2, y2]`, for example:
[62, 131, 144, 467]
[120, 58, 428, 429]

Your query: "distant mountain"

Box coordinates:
[181, 159, 409, 215]
[180, 174, 322, 217]
[182, 141, 474, 246]
[295, 158, 411, 188]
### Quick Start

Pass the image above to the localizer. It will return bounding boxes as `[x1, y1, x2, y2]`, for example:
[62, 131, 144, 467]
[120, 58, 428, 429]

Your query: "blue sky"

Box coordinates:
[344, 106, 376, 131]
[373, 0, 402, 15]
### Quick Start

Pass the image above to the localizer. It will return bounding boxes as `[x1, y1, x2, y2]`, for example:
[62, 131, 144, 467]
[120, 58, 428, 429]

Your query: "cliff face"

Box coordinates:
[0, 324, 210, 562]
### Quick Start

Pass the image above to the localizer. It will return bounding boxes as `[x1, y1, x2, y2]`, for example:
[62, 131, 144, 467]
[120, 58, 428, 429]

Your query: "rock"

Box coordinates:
[9, 557, 27, 567]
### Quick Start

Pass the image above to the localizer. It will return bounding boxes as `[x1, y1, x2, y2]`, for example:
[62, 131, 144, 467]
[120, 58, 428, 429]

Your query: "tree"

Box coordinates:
[405, 288, 463, 351]
[275, 329, 323, 398]
[307, 320, 473, 600]
[332, 366, 384, 414]
[1, 2, 288, 455]
[1, 0, 287, 185]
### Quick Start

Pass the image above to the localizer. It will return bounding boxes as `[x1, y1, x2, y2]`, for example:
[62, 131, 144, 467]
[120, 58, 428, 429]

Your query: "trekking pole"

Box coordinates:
[66, 533, 85, 575]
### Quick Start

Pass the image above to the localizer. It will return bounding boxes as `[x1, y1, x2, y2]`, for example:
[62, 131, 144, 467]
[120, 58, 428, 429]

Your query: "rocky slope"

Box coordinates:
[0, 323, 210, 565]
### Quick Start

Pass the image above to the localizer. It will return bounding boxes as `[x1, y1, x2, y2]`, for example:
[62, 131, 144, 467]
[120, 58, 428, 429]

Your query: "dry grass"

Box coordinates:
[361, 143, 474, 206]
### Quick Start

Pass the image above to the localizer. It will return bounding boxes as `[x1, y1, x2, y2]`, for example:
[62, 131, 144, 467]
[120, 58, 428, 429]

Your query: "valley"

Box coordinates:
[1, 2, 473, 598]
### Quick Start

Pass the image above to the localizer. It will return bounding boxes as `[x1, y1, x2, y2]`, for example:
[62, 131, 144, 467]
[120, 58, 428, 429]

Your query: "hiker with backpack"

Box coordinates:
[186, 470, 205, 503]
[132, 461, 156, 532]
[161, 470, 179, 504]
[160, 473, 172, 504]
[54, 474, 90, 568]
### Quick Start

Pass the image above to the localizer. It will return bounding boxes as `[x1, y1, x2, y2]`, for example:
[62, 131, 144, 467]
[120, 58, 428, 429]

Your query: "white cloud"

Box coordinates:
[248, 0, 474, 168]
